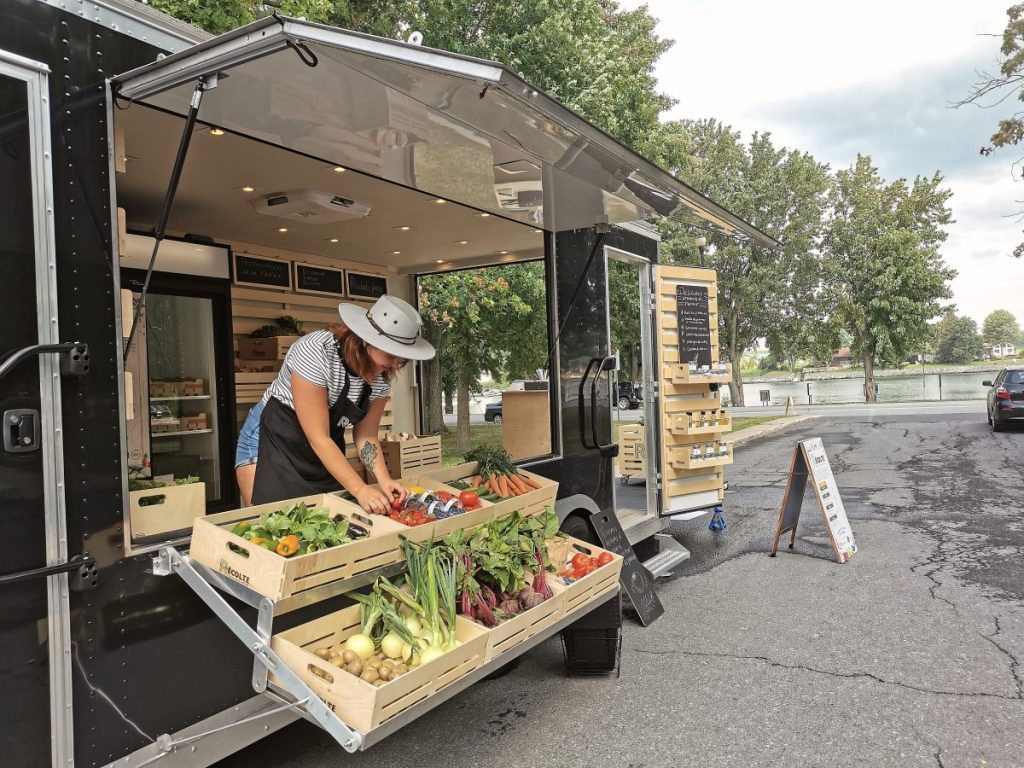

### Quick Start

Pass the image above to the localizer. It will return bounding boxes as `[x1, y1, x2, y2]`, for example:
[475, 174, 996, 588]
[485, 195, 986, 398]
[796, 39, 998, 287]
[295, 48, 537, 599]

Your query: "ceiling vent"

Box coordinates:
[251, 190, 371, 224]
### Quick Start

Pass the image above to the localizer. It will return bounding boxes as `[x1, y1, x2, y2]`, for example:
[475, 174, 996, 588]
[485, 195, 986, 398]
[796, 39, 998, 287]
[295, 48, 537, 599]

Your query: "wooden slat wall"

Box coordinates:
[656, 266, 729, 510]
[224, 239, 401, 437]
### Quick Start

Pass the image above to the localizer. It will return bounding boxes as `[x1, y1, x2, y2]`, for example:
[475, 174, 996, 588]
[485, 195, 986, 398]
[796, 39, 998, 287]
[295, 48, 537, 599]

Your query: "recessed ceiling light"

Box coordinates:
[241, 185, 255, 192]
[394, 225, 413, 231]
[209, 127, 225, 136]
[434, 199, 447, 204]
[456, 240, 470, 245]
[329, 238, 339, 243]
[277, 227, 288, 233]
[477, 212, 491, 218]
[435, 259, 448, 264]
[332, 166, 346, 173]
[392, 250, 402, 255]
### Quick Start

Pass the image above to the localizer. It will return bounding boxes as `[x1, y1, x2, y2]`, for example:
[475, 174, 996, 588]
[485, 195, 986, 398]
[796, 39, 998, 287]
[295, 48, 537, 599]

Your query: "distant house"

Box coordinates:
[908, 353, 936, 364]
[984, 342, 1016, 359]
[829, 347, 854, 367]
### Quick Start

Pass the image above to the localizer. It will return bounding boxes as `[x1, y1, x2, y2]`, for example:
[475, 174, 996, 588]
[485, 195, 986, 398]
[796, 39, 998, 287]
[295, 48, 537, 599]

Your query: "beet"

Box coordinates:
[481, 584, 499, 610]
[532, 570, 552, 599]
[516, 586, 534, 602]
[520, 591, 546, 610]
[460, 589, 474, 617]
[475, 593, 498, 626]
[499, 599, 521, 616]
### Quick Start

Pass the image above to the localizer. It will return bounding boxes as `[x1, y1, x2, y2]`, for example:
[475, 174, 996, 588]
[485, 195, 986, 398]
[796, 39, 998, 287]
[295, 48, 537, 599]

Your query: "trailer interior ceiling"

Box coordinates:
[113, 16, 780, 250]
[116, 104, 543, 270]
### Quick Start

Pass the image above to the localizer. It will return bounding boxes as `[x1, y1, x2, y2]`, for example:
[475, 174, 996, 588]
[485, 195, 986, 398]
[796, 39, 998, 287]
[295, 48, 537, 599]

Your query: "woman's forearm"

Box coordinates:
[309, 435, 366, 492]
[356, 436, 392, 483]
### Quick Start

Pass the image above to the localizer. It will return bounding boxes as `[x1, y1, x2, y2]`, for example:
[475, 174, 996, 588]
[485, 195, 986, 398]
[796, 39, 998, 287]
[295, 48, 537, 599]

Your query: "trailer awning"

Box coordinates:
[113, 15, 779, 247]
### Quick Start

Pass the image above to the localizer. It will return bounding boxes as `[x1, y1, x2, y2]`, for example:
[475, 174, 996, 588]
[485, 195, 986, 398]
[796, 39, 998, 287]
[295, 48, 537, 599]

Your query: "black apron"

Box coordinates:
[251, 364, 372, 505]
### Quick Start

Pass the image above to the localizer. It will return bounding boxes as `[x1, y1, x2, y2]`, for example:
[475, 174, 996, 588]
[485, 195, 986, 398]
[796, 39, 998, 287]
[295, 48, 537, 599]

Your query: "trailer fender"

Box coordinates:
[553, 494, 604, 544]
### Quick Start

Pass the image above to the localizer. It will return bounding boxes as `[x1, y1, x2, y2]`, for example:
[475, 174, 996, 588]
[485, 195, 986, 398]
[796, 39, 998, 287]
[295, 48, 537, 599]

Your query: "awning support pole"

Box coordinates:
[123, 75, 217, 361]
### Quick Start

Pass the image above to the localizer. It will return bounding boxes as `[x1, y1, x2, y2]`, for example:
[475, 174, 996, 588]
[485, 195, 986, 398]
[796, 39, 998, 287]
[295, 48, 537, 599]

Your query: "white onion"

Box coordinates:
[343, 633, 376, 661]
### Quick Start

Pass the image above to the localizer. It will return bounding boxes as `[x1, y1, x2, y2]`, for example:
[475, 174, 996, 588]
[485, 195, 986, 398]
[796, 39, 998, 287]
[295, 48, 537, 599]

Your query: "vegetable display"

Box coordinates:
[436, 509, 561, 628]
[459, 446, 543, 499]
[386, 488, 478, 527]
[230, 503, 355, 558]
[556, 549, 615, 583]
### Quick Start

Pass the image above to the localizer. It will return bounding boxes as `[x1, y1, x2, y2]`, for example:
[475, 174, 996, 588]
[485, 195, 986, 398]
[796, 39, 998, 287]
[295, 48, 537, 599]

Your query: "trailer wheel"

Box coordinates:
[559, 511, 597, 544]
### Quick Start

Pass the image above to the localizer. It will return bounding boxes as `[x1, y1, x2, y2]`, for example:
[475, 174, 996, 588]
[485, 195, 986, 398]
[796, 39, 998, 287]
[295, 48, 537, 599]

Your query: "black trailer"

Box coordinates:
[0, 2, 777, 766]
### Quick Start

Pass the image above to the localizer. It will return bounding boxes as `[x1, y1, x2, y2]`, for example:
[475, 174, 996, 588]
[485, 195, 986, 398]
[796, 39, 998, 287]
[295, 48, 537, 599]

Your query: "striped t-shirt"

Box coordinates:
[263, 330, 391, 428]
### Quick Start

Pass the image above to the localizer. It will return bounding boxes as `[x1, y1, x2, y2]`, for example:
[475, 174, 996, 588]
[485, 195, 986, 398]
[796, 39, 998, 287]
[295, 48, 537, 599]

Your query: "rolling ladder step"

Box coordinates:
[642, 534, 691, 578]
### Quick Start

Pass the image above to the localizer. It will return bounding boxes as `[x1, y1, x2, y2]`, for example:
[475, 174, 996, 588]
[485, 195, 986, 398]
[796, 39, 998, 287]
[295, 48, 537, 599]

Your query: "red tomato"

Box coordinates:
[572, 567, 588, 580]
[590, 557, 599, 568]
[597, 551, 614, 566]
[571, 553, 590, 571]
[459, 491, 480, 509]
[436, 491, 454, 502]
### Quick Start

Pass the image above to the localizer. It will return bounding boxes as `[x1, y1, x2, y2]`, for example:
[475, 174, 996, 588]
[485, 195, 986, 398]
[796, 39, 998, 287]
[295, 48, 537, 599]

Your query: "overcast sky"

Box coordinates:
[617, 0, 1024, 329]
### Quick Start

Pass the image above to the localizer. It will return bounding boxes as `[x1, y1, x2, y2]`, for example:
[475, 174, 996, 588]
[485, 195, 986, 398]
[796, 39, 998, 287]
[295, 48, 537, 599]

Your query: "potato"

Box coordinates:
[377, 668, 392, 682]
[342, 649, 358, 664]
[314, 648, 331, 660]
[373, 679, 386, 687]
[393, 664, 408, 676]
[345, 660, 363, 676]
[365, 657, 381, 669]
[360, 668, 379, 684]
[380, 659, 395, 672]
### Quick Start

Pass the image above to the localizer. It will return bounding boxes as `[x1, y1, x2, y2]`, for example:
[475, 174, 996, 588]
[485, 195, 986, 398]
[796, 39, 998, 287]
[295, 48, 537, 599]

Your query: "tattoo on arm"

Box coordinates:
[359, 440, 377, 471]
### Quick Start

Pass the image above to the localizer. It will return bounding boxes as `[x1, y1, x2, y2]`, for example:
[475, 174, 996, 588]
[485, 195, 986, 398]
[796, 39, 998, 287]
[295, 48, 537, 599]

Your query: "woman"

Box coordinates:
[235, 294, 435, 512]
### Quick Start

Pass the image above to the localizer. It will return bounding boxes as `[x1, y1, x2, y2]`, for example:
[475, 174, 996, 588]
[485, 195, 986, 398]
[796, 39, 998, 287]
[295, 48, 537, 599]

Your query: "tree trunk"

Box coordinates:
[863, 351, 876, 403]
[456, 368, 471, 453]
[726, 299, 745, 406]
[444, 388, 454, 415]
[420, 324, 447, 435]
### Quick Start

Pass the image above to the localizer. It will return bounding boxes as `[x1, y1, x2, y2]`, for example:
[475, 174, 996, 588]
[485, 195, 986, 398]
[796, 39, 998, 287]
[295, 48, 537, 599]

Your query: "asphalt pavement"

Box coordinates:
[216, 408, 1023, 768]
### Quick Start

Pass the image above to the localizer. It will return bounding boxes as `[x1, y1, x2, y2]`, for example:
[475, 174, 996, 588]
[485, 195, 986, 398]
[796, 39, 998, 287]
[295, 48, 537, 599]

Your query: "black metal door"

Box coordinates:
[0, 54, 61, 768]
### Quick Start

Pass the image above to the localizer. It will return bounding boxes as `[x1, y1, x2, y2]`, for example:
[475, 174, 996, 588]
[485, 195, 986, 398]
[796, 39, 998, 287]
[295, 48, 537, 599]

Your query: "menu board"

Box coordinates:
[770, 438, 857, 563]
[346, 270, 388, 299]
[295, 263, 345, 297]
[590, 511, 664, 626]
[233, 253, 292, 289]
[675, 284, 712, 368]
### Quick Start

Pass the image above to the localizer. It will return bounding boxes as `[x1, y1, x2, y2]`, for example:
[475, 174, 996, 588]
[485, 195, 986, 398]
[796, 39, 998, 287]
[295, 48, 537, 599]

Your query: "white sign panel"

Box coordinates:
[801, 438, 857, 562]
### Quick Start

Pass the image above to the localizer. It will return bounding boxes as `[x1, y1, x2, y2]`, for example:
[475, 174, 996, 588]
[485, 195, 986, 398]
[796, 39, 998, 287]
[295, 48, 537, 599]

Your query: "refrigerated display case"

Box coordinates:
[122, 265, 237, 512]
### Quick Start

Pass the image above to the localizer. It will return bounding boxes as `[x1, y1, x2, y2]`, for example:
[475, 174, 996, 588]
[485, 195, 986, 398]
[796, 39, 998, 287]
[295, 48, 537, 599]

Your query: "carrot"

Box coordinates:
[488, 477, 501, 495]
[497, 474, 510, 497]
[510, 475, 529, 494]
[519, 474, 541, 490]
[469, 475, 482, 487]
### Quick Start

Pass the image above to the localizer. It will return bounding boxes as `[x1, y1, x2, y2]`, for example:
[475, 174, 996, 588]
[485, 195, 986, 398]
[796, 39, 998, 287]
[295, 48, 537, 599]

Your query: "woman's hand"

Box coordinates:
[379, 478, 408, 505]
[354, 484, 391, 515]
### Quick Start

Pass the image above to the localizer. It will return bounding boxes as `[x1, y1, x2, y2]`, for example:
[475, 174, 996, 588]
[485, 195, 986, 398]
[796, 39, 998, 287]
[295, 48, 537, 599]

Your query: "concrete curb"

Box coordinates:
[726, 414, 818, 447]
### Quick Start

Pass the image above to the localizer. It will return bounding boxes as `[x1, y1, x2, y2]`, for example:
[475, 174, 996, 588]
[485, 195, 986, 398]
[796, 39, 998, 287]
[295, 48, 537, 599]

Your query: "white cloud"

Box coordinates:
[618, 0, 1024, 328]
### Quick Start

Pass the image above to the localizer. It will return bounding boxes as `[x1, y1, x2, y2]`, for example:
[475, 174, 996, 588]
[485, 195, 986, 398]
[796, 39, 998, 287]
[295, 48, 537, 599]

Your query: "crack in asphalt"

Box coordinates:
[629, 646, 1024, 702]
[986, 616, 1024, 699]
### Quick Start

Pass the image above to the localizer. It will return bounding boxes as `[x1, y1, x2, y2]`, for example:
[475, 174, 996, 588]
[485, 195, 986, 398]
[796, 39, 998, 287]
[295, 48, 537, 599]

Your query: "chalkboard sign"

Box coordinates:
[233, 253, 292, 290]
[590, 511, 664, 626]
[347, 270, 388, 299]
[770, 438, 857, 563]
[295, 263, 345, 297]
[676, 284, 712, 368]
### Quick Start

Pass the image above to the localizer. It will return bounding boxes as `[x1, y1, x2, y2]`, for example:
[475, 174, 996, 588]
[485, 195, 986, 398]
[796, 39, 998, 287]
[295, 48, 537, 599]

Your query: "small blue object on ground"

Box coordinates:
[708, 506, 726, 531]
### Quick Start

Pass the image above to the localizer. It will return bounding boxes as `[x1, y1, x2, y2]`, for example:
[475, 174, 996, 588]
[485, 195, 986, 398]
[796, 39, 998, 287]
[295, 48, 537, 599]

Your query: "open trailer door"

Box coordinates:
[653, 264, 734, 519]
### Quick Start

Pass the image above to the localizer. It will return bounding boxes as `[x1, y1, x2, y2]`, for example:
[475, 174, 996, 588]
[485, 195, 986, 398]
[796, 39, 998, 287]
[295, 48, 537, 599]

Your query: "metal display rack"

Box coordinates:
[152, 546, 618, 754]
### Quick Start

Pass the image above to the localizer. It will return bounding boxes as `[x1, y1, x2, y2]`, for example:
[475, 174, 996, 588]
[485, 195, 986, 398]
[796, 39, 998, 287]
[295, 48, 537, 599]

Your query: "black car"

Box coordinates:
[984, 367, 1024, 431]
[617, 381, 643, 410]
[484, 402, 503, 424]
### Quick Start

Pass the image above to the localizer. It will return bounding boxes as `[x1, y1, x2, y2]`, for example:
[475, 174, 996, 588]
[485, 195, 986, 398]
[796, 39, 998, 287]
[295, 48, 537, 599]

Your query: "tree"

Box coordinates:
[418, 267, 538, 452]
[823, 155, 956, 401]
[958, 3, 1024, 257]
[936, 314, 984, 363]
[608, 260, 642, 381]
[658, 120, 833, 405]
[982, 308, 1021, 343]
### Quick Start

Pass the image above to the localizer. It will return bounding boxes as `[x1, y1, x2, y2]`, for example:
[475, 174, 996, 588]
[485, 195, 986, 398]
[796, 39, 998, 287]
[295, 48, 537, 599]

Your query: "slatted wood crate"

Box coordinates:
[618, 424, 646, 479]
[545, 535, 622, 614]
[189, 493, 404, 600]
[271, 606, 488, 733]
[423, 462, 558, 519]
[380, 435, 442, 478]
[129, 482, 206, 541]
[480, 574, 565, 661]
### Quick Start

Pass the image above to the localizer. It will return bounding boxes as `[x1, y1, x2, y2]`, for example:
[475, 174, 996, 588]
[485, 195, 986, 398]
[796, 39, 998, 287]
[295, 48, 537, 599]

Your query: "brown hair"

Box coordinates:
[328, 324, 407, 384]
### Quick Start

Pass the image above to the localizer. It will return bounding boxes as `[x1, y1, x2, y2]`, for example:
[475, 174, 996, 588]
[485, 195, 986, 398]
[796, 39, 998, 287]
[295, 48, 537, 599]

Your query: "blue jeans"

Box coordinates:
[234, 399, 265, 469]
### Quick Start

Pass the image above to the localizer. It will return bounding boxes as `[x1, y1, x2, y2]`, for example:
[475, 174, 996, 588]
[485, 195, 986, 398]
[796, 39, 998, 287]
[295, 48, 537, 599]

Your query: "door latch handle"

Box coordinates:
[3, 408, 40, 453]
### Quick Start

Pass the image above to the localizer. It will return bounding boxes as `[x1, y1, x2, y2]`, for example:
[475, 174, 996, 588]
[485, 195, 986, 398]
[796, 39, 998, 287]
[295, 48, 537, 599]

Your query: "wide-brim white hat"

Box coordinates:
[338, 295, 436, 361]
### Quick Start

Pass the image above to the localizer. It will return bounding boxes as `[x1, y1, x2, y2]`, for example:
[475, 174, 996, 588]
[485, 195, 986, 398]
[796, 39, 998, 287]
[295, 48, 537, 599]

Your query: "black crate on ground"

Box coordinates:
[561, 591, 622, 676]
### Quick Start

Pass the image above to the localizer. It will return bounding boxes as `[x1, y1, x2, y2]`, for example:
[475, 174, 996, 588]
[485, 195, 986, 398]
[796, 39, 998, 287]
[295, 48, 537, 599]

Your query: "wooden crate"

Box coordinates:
[618, 424, 646, 477]
[271, 605, 488, 734]
[379, 475, 498, 540]
[667, 442, 734, 470]
[546, 535, 622, 614]
[180, 378, 205, 396]
[181, 414, 208, 431]
[380, 435, 442, 478]
[189, 494, 406, 600]
[664, 363, 732, 385]
[237, 336, 301, 361]
[129, 482, 206, 540]
[422, 462, 558, 519]
[666, 410, 732, 436]
[479, 574, 565, 661]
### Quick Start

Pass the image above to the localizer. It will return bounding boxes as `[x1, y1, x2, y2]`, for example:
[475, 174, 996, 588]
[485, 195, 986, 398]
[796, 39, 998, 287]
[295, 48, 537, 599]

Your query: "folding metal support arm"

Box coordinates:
[152, 547, 364, 752]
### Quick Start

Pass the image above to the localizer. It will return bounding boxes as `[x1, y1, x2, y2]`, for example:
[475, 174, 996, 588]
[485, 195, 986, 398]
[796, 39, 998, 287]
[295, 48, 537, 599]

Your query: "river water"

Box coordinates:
[733, 370, 996, 406]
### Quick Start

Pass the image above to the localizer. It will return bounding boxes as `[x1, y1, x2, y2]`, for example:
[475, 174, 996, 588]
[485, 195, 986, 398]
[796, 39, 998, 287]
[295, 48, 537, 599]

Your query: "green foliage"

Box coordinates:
[936, 312, 983, 363]
[823, 155, 955, 394]
[658, 121, 832, 405]
[982, 308, 1021, 343]
[608, 260, 642, 378]
[249, 315, 303, 338]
